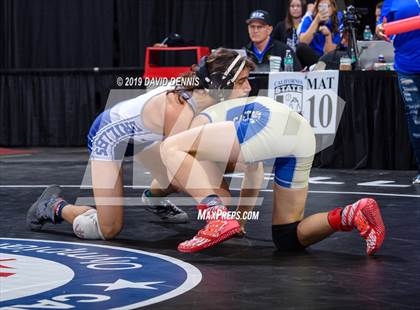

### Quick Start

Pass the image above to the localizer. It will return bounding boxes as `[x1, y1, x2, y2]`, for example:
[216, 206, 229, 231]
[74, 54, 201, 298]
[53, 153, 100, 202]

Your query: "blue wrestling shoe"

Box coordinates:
[141, 190, 189, 223]
[413, 174, 420, 185]
[26, 185, 63, 230]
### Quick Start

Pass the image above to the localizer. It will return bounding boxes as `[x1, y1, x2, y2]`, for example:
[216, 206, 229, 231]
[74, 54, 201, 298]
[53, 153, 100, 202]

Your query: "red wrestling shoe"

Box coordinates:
[352, 198, 385, 255]
[331, 198, 385, 255]
[178, 203, 241, 253]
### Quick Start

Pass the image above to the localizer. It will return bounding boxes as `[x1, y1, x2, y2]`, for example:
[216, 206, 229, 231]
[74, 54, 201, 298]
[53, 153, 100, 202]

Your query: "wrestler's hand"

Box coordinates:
[235, 225, 247, 238]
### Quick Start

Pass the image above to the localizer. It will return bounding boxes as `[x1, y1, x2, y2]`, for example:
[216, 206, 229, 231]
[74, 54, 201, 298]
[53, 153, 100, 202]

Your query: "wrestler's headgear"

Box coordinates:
[196, 53, 246, 101]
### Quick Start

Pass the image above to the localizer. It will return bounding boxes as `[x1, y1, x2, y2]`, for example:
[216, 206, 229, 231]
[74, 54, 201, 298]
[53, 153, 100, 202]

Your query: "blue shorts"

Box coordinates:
[199, 96, 316, 188]
[273, 156, 313, 189]
[87, 111, 154, 161]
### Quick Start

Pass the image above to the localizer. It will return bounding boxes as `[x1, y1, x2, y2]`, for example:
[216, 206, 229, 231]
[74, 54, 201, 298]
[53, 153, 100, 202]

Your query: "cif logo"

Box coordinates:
[226, 102, 270, 143]
[251, 11, 265, 19]
[232, 110, 262, 124]
[0, 238, 201, 309]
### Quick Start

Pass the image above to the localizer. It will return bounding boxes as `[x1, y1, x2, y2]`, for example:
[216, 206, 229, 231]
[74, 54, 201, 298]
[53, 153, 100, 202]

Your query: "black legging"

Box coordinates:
[296, 43, 349, 70]
[295, 43, 320, 68]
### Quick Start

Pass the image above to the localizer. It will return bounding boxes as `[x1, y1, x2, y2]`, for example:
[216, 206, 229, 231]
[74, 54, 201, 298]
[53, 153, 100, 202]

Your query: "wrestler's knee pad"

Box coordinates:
[272, 221, 306, 251]
[73, 209, 104, 240]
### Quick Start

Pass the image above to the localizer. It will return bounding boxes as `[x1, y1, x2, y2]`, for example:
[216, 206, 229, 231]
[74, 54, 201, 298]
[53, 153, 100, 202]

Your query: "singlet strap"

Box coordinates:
[180, 91, 198, 116]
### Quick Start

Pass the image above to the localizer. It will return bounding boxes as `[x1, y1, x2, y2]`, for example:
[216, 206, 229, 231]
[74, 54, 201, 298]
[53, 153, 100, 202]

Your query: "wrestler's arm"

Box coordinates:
[144, 94, 195, 196]
[192, 114, 264, 233]
[190, 114, 210, 128]
[236, 161, 264, 234]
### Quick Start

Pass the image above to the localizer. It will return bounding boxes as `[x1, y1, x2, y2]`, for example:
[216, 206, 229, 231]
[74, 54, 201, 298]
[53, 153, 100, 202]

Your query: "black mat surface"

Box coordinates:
[1, 148, 419, 309]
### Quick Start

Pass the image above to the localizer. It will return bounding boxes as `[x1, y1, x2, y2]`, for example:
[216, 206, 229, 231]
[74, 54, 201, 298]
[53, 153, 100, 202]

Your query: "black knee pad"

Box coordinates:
[272, 221, 306, 252]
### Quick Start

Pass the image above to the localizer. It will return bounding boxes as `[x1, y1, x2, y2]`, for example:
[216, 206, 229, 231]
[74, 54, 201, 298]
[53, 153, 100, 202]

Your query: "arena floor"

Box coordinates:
[1, 148, 419, 309]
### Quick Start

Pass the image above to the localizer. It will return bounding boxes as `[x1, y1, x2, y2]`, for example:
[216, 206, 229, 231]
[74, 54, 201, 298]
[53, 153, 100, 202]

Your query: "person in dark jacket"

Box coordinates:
[244, 10, 301, 72]
[272, 0, 307, 51]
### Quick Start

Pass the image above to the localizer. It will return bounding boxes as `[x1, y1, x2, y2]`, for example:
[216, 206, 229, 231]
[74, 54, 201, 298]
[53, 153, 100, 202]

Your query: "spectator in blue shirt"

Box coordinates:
[296, 0, 343, 68]
[373, 2, 384, 40]
[375, 1, 383, 23]
[376, 0, 420, 184]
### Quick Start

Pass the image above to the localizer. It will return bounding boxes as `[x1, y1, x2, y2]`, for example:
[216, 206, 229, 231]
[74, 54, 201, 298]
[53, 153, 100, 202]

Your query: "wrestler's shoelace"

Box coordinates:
[37, 196, 59, 223]
[198, 220, 226, 238]
[355, 200, 385, 254]
[160, 200, 184, 215]
[148, 199, 182, 216]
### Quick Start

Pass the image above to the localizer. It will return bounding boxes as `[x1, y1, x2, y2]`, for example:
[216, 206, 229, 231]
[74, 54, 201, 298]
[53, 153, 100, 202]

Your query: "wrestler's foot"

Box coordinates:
[178, 217, 241, 253]
[142, 190, 189, 223]
[178, 198, 241, 252]
[345, 198, 386, 255]
[26, 185, 63, 230]
[329, 198, 385, 255]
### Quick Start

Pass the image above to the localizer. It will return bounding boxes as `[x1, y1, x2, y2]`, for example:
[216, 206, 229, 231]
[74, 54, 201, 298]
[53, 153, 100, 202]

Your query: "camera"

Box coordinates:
[343, 5, 369, 28]
[343, 5, 360, 27]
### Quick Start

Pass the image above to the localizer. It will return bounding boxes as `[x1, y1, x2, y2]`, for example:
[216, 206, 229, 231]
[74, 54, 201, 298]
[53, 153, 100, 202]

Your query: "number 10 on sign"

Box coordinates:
[267, 71, 340, 134]
[302, 90, 337, 134]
